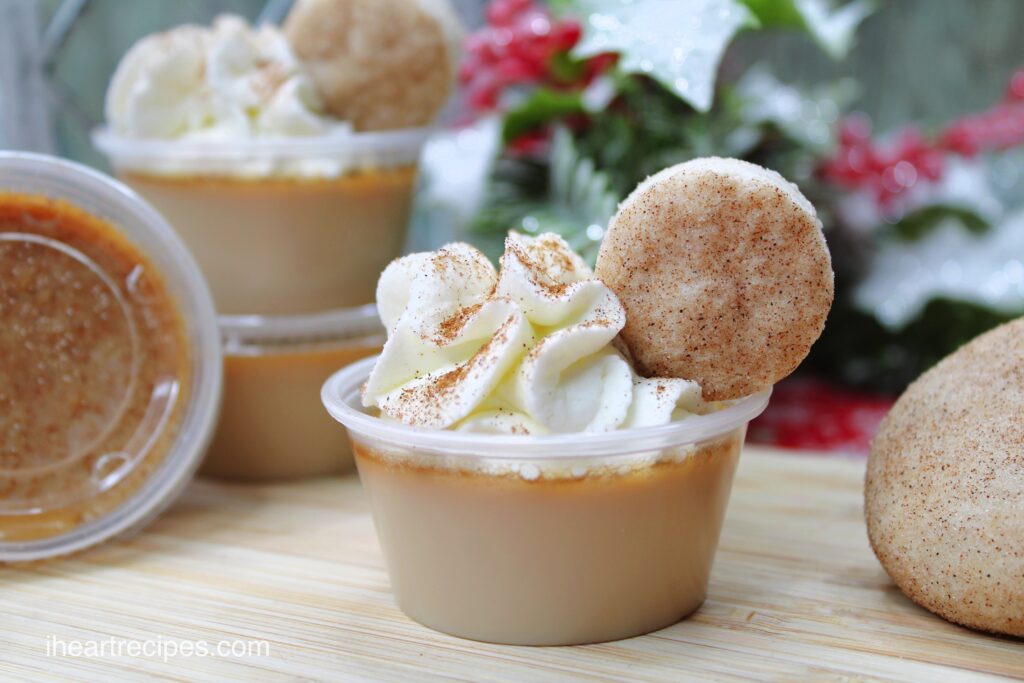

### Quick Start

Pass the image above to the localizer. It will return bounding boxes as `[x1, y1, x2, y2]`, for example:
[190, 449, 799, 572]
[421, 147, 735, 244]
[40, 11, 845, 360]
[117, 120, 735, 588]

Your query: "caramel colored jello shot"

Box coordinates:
[94, 13, 454, 315]
[100, 150, 423, 315]
[322, 234, 771, 644]
[202, 307, 383, 481]
[0, 153, 220, 561]
[324, 159, 833, 644]
[326, 358, 764, 645]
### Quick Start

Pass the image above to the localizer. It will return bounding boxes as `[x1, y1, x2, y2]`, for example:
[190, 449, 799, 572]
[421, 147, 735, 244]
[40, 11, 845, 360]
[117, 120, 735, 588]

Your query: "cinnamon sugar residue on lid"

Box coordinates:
[0, 192, 190, 540]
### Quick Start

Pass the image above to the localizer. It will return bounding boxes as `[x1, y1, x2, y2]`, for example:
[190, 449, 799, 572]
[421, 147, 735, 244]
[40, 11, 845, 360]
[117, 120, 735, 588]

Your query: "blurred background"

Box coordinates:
[3, 0, 1023, 455]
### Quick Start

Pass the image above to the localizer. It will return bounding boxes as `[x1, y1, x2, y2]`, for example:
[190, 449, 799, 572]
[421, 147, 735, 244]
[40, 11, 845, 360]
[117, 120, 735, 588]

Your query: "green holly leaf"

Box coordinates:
[502, 89, 585, 143]
[566, 0, 759, 112]
[740, 0, 875, 58]
[547, 126, 620, 263]
[806, 294, 1016, 394]
[889, 204, 990, 242]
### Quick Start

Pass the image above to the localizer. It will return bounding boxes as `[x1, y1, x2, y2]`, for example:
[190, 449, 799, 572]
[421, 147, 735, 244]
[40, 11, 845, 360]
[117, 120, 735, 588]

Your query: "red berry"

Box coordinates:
[468, 82, 500, 110]
[461, 0, 615, 115]
[581, 52, 617, 84]
[838, 115, 871, 146]
[487, 0, 533, 27]
[821, 118, 949, 208]
[551, 21, 582, 49]
[506, 126, 552, 158]
[1006, 68, 1024, 102]
[496, 58, 540, 82]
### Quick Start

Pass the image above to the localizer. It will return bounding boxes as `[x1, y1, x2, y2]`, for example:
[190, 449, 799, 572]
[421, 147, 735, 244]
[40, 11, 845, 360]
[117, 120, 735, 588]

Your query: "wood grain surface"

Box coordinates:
[2, 447, 1021, 682]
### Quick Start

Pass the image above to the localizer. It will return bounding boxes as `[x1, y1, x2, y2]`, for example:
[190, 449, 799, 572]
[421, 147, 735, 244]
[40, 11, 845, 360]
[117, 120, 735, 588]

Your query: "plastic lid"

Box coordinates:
[0, 152, 222, 561]
[92, 127, 433, 178]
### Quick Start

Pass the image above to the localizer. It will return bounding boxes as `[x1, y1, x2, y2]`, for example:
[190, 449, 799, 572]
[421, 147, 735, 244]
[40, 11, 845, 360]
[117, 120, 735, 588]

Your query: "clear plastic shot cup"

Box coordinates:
[0, 152, 222, 561]
[203, 305, 384, 481]
[92, 128, 432, 316]
[323, 356, 771, 645]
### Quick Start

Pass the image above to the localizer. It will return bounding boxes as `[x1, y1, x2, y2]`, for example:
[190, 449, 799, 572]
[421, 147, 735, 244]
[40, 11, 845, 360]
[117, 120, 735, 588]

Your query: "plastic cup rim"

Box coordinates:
[322, 356, 772, 460]
[92, 126, 434, 162]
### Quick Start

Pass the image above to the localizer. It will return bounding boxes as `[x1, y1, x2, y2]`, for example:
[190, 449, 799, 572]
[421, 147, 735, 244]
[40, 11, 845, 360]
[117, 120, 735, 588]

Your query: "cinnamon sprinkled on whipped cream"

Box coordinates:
[363, 233, 706, 435]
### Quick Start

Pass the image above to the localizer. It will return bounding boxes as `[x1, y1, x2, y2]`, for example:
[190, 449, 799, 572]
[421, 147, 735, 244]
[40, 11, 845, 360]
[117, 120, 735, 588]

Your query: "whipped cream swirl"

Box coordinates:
[364, 233, 704, 435]
[106, 15, 345, 141]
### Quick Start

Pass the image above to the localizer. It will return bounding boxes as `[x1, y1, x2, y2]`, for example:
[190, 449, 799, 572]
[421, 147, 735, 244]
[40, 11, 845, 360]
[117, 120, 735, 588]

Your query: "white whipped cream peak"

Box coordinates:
[106, 15, 346, 141]
[364, 233, 704, 435]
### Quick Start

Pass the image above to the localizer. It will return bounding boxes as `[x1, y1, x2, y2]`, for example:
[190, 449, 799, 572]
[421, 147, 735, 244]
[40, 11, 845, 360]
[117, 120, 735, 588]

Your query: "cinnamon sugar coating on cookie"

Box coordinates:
[284, 0, 462, 131]
[595, 157, 833, 401]
[866, 317, 1024, 637]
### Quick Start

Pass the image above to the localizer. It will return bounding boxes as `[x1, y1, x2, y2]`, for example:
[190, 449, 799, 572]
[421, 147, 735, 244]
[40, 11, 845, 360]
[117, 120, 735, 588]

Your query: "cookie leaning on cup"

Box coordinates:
[866, 318, 1024, 637]
[595, 157, 833, 401]
[284, 0, 463, 131]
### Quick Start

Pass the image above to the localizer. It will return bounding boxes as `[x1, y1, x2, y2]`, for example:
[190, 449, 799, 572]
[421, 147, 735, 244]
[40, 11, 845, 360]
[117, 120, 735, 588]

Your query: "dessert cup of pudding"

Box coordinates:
[93, 129, 429, 315]
[92, 14, 443, 316]
[323, 356, 770, 645]
[320, 232, 776, 645]
[0, 152, 221, 561]
[320, 153, 834, 644]
[203, 305, 383, 481]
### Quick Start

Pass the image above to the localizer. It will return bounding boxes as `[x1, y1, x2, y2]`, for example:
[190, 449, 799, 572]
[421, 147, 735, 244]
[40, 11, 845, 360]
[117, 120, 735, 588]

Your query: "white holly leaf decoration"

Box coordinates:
[792, 0, 874, 58]
[734, 65, 859, 151]
[740, 0, 875, 59]
[567, 0, 759, 112]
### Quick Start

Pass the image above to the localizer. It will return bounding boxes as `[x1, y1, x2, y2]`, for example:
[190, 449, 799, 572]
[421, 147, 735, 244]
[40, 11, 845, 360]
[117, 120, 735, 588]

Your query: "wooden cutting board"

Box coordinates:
[2, 447, 1021, 682]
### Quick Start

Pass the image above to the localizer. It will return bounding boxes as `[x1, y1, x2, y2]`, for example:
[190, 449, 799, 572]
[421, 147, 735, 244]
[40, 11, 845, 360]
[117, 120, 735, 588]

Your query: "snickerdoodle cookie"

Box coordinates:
[595, 157, 833, 401]
[866, 317, 1024, 637]
[284, 0, 462, 131]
